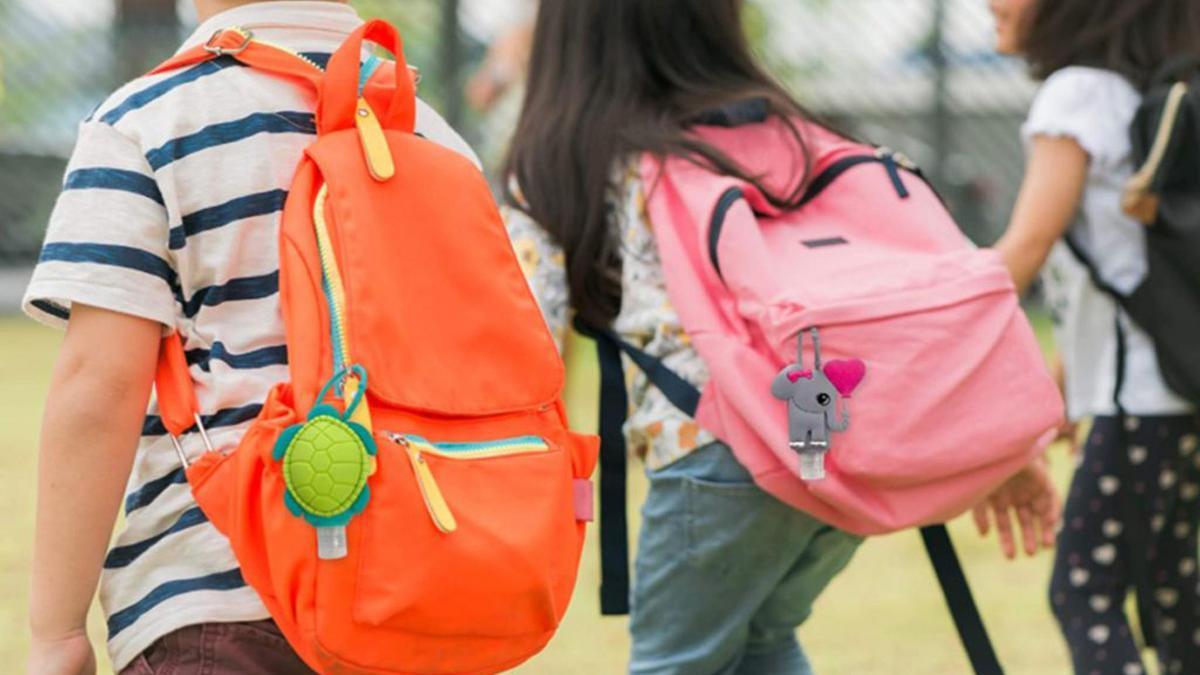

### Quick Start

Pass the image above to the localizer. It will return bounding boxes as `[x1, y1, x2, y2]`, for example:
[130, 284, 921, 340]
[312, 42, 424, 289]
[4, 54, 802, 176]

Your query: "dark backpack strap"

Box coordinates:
[574, 318, 703, 616]
[575, 319, 634, 615]
[920, 525, 1004, 674]
[1061, 234, 1126, 300]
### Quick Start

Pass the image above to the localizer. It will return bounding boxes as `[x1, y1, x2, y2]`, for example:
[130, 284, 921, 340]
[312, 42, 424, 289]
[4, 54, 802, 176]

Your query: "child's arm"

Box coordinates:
[27, 304, 161, 675]
[993, 135, 1090, 294]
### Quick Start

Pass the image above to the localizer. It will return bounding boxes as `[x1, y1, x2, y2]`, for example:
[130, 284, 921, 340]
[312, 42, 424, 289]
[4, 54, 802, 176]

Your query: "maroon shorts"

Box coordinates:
[119, 620, 315, 674]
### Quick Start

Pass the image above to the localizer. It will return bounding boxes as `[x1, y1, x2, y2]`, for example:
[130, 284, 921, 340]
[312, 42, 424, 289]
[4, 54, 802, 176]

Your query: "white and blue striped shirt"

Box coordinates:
[22, 3, 479, 669]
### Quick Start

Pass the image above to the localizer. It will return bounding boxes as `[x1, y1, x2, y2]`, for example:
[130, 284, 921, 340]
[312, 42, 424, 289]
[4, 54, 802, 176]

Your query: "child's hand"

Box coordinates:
[972, 457, 1060, 559]
[26, 629, 95, 675]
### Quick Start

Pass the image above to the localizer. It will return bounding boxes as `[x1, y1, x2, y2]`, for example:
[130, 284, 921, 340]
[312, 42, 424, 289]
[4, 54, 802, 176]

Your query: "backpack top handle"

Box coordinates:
[319, 19, 416, 137]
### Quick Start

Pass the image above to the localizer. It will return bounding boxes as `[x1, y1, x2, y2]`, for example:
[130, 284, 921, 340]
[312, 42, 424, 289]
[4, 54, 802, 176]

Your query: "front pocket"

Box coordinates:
[789, 285, 1059, 488]
[352, 431, 580, 637]
[386, 433, 553, 533]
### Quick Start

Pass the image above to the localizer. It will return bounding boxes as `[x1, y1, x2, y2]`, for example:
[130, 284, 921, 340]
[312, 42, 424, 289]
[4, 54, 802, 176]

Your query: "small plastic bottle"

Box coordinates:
[317, 525, 348, 560]
[800, 451, 827, 482]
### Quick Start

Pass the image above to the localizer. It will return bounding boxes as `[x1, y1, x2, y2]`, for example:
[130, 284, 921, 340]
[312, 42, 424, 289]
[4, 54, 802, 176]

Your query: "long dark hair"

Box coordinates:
[1022, 0, 1200, 89]
[504, 0, 817, 327]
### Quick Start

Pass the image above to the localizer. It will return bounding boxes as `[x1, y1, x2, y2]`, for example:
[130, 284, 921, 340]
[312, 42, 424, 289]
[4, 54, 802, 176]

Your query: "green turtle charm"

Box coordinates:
[274, 365, 376, 560]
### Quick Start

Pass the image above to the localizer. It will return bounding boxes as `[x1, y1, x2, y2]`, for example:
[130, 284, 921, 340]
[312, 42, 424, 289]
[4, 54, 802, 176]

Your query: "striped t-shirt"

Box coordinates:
[22, 3, 479, 670]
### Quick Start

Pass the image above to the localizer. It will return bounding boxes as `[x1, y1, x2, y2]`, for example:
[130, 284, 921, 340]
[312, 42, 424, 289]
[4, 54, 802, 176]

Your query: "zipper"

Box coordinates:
[876, 147, 910, 200]
[382, 432, 552, 533]
[253, 36, 326, 72]
[312, 183, 352, 369]
[797, 147, 922, 207]
[707, 148, 928, 285]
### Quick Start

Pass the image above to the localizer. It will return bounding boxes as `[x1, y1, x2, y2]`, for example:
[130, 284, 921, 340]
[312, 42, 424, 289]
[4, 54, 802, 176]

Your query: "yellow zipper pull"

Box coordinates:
[355, 97, 395, 182]
[397, 437, 458, 533]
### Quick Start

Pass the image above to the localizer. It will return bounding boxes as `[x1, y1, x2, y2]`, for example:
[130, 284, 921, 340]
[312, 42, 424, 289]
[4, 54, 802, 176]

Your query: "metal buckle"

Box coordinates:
[204, 28, 253, 56]
[168, 412, 215, 468]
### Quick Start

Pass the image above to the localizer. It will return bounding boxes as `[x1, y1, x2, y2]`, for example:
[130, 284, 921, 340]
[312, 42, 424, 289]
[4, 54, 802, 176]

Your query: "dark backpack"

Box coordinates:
[1068, 61, 1200, 405]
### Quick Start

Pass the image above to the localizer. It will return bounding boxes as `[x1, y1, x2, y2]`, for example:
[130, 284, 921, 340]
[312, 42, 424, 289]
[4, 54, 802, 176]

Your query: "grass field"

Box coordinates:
[0, 314, 1092, 673]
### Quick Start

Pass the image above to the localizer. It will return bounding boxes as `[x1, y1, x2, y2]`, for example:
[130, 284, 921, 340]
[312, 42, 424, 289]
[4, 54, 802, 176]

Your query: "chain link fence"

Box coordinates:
[757, 0, 1037, 245]
[0, 0, 1035, 270]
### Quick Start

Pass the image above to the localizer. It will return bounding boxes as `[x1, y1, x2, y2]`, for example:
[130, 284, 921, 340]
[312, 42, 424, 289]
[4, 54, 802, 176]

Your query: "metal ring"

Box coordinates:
[168, 412, 216, 469]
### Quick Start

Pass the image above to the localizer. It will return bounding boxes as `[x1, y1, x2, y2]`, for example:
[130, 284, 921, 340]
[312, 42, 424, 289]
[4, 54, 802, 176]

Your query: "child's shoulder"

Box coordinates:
[81, 58, 478, 168]
[87, 54, 234, 128]
[1024, 66, 1142, 167]
[1034, 66, 1140, 117]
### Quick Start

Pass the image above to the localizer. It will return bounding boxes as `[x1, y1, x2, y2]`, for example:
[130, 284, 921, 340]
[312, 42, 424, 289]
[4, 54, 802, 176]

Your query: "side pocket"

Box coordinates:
[567, 430, 600, 480]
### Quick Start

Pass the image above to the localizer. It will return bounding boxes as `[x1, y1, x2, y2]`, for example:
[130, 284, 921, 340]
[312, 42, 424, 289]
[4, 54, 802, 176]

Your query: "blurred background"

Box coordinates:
[0, 0, 1083, 673]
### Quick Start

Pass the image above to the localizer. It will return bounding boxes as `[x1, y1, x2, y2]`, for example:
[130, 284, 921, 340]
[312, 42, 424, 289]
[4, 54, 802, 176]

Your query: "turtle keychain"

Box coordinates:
[274, 365, 377, 560]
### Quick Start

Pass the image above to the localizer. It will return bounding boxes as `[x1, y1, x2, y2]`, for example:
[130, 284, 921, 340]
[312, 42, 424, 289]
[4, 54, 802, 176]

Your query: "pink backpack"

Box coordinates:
[581, 114, 1063, 674]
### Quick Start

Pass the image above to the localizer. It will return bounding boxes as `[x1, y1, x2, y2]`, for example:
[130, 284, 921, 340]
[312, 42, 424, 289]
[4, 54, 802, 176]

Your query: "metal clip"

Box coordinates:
[169, 412, 215, 468]
[204, 28, 253, 56]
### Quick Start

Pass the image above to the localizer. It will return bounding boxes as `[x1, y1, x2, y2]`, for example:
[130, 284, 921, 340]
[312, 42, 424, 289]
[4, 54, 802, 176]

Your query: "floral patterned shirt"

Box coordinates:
[504, 165, 715, 470]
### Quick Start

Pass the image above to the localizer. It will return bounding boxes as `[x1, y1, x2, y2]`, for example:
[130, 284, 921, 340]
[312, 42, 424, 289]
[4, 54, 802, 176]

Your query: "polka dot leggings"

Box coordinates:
[1050, 415, 1200, 675]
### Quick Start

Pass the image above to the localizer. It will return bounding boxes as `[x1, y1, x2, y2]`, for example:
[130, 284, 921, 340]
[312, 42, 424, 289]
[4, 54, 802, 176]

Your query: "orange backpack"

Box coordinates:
[151, 21, 599, 675]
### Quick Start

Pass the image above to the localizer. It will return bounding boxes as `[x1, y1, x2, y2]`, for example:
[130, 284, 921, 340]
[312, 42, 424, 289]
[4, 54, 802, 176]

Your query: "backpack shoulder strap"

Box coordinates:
[151, 22, 418, 138]
[151, 27, 324, 92]
[1123, 81, 1191, 224]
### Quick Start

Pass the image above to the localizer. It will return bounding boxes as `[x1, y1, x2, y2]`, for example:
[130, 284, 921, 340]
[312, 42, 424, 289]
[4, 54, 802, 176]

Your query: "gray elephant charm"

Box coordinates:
[771, 328, 866, 481]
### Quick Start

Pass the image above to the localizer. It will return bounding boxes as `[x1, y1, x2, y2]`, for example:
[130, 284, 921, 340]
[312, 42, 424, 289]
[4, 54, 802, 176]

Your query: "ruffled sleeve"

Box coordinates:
[1021, 66, 1142, 173]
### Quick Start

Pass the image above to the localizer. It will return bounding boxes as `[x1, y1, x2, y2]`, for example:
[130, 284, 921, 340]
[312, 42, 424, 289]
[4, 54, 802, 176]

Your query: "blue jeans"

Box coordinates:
[629, 442, 861, 675]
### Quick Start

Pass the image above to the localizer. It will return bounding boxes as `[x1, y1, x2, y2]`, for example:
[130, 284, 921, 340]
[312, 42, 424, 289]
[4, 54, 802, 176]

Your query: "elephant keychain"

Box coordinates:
[771, 328, 866, 481]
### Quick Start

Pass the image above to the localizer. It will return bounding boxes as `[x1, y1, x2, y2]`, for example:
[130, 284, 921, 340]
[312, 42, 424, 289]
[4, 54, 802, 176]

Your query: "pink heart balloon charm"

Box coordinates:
[823, 359, 866, 397]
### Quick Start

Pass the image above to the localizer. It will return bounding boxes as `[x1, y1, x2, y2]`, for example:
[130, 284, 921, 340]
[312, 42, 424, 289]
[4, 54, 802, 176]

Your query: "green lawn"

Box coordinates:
[1, 315, 1088, 673]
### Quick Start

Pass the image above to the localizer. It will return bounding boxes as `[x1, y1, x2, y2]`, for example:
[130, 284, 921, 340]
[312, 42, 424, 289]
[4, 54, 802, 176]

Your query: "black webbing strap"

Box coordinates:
[920, 525, 1004, 674]
[576, 320, 1003, 672]
[576, 319, 634, 615]
[1063, 235, 1159, 649]
[574, 318, 704, 615]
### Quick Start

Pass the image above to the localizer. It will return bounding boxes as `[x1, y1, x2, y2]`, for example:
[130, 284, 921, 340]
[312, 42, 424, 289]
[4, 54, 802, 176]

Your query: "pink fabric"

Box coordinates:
[640, 119, 1064, 536]
[573, 479, 594, 522]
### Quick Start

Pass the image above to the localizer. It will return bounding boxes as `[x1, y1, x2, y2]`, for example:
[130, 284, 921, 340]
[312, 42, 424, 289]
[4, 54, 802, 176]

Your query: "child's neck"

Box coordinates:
[193, 0, 350, 23]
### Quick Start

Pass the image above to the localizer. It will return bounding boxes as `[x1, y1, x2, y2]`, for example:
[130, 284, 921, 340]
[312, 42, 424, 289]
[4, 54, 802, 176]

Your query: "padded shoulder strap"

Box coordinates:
[151, 27, 324, 92]
[149, 28, 323, 450]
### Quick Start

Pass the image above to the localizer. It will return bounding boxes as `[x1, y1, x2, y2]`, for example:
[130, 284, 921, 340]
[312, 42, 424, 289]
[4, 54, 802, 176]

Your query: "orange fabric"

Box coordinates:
[318, 20, 415, 134]
[153, 19, 598, 675]
[154, 333, 199, 437]
[151, 31, 323, 93]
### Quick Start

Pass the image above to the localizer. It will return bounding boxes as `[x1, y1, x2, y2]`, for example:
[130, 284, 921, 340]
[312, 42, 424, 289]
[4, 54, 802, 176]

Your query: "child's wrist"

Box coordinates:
[29, 616, 88, 644]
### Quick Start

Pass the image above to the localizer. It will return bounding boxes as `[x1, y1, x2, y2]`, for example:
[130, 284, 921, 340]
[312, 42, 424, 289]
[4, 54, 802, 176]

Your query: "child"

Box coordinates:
[505, 1, 1054, 672]
[988, 0, 1200, 672]
[23, 2, 477, 673]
